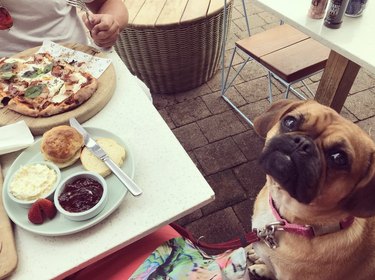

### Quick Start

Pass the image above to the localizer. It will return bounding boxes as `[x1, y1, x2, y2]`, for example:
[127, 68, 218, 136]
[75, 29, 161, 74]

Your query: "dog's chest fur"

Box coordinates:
[251, 186, 375, 280]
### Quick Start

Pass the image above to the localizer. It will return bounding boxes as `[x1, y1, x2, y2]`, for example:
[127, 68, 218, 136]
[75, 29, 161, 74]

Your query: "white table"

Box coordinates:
[1, 50, 215, 279]
[254, 0, 375, 111]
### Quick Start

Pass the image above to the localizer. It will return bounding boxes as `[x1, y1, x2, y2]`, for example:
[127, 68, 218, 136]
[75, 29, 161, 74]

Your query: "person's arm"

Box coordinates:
[83, 0, 129, 48]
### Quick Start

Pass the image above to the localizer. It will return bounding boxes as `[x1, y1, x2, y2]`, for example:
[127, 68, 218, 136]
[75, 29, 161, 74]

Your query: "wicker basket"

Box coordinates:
[115, 2, 233, 94]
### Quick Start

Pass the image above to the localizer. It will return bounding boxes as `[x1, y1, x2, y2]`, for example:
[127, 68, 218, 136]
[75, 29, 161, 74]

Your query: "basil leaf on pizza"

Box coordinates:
[24, 84, 44, 98]
[43, 63, 53, 74]
[0, 62, 15, 72]
[22, 67, 43, 78]
[0, 72, 15, 80]
[0, 52, 98, 117]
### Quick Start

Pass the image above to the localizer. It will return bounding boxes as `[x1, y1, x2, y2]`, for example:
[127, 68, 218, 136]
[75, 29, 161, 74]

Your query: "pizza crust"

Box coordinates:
[7, 99, 40, 117]
[39, 77, 98, 117]
[74, 77, 99, 104]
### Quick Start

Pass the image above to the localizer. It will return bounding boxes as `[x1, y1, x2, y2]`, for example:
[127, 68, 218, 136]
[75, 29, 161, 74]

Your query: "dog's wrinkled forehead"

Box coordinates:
[254, 100, 354, 139]
[279, 102, 353, 138]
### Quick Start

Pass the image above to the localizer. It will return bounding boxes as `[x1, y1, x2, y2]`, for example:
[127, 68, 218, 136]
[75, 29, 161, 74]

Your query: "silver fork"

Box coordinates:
[66, 0, 90, 19]
[66, 0, 94, 41]
[66, 0, 93, 25]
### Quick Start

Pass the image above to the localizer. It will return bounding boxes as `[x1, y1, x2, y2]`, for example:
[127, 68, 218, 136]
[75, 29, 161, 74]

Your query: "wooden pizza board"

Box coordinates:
[0, 164, 18, 279]
[0, 43, 116, 136]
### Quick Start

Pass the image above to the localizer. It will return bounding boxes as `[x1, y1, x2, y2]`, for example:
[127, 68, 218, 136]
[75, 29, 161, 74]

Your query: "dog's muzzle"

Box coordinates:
[259, 134, 322, 204]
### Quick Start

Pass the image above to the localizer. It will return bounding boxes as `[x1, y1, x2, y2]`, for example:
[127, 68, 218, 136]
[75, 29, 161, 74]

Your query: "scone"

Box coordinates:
[80, 138, 126, 177]
[41, 125, 83, 168]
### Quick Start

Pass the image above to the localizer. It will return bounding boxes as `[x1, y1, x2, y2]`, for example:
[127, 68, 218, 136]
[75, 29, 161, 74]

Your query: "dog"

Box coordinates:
[247, 99, 375, 280]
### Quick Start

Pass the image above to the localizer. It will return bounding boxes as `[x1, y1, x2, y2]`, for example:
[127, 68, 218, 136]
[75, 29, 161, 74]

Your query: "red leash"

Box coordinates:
[170, 223, 260, 251]
[170, 195, 355, 250]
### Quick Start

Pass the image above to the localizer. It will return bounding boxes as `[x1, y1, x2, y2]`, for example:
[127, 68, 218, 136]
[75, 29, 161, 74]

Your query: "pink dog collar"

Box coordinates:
[269, 195, 355, 238]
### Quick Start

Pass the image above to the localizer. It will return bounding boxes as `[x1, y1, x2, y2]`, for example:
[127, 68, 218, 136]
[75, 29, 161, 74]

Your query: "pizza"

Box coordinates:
[0, 52, 98, 117]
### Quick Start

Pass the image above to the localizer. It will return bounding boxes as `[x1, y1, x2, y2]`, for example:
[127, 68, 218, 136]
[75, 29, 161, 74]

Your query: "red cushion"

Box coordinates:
[71, 225, 180, 279]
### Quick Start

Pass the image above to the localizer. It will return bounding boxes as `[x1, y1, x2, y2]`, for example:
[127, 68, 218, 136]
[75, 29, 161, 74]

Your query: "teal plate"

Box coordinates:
[2, 127, 134, 236]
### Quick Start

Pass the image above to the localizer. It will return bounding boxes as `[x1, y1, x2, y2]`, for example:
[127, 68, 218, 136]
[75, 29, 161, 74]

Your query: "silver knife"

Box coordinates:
[69, 118, 142, 196]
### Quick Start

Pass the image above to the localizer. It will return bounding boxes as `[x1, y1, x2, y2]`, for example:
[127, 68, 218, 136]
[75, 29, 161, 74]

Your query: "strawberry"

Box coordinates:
[28, 198, 57, 224]
[38, 198, 57, 219]
[28, 202, 44, 224]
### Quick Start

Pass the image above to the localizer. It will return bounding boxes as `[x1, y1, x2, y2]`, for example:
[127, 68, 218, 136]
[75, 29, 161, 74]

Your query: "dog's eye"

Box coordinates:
[282, 116, 299, 131]
[328, 151, 349, 168]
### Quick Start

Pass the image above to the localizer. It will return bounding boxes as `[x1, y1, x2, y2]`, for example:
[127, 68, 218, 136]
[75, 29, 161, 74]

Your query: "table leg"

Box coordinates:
[315, 50, 360, 112]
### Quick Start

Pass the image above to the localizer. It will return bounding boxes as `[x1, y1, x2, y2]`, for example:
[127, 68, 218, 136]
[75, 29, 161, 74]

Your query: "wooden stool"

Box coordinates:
[115, 0, 233, 94]
[222, 24, 330, 126]
[237, 24, 330, 86]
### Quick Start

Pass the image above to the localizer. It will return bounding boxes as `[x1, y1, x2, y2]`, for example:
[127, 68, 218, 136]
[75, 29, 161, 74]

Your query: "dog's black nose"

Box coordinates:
[290, 135, 313, 155]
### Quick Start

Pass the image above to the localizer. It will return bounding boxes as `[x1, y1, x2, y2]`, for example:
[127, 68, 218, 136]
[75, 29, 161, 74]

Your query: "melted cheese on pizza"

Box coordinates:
[1, 55, 89, 104]
[69, 73, 88, 92]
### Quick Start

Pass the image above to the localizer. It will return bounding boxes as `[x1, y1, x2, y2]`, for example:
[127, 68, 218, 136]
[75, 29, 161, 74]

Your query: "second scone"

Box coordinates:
[80, 138, 126, 177]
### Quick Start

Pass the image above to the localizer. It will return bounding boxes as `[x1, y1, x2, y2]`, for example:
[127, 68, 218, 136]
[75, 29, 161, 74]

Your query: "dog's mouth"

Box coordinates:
[259, 134, 322, 204]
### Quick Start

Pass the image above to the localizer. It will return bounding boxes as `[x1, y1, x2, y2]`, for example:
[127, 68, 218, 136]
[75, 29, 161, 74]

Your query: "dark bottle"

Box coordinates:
[324, 0, 350, 29]
[345, 0, 368, 17]
[308, 0, 329, 19]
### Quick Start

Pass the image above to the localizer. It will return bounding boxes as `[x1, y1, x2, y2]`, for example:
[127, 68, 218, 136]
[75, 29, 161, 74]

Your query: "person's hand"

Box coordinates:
[83, 14, 121, 48]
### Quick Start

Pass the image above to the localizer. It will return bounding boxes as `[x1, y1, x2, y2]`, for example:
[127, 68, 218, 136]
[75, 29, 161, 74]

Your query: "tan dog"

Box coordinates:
[248, 100, 375, 280]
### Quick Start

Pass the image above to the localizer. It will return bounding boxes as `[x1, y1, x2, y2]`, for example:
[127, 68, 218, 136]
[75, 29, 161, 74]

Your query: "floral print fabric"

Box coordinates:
[130, 237, 249, 280]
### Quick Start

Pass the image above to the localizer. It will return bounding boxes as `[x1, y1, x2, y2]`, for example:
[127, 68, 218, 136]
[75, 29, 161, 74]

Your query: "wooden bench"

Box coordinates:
[115, 0, 233, 94]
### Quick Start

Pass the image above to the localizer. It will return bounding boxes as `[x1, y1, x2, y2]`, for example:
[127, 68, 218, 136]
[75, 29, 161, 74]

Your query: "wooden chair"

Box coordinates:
[221, 2, 330, 126]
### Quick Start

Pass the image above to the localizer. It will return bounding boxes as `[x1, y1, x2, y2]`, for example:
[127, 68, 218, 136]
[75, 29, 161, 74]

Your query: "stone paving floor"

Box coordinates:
[152, 0, 375, 248]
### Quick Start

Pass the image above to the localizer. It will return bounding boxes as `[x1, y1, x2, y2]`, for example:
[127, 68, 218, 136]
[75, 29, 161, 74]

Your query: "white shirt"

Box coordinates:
[0, 0, 94, 57]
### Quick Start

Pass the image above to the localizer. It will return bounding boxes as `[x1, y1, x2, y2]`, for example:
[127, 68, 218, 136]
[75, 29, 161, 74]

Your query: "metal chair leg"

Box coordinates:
[222, 95, 254, 126]
[301, 80, 315, 98]
[284, 84, 291, 99]
[267, 71, 273, 103]
[289, 85, 307, 100]
[241, 0, 251, 36]
[222, 47, 254, 96]
[221, 0, 229, 94]
[222, 47, 237, 95]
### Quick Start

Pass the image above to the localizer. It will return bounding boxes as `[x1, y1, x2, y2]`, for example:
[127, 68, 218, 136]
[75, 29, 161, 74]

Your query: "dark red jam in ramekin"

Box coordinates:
[58, 177, 103, 213]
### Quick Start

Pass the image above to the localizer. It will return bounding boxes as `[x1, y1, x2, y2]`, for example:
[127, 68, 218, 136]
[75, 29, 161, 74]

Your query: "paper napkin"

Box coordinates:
[37, 40, 112, 79]
[0, 121, 34, 155]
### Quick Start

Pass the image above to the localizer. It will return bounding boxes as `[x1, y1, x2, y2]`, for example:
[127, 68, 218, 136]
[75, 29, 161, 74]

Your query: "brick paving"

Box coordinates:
[152, 0, 375, 249]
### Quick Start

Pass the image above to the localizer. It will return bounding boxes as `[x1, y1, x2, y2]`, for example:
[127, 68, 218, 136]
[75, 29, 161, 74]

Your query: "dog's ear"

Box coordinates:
[253, 99, 304, 138]
[341, 153, 375, 218]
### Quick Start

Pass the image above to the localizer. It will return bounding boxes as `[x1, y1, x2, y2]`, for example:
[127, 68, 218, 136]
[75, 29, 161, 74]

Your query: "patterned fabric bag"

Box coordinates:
[129, 236, 250, 280]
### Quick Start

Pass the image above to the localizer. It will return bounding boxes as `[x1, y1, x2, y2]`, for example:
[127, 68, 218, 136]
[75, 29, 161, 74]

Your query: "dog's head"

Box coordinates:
[254, 99, 375, 217]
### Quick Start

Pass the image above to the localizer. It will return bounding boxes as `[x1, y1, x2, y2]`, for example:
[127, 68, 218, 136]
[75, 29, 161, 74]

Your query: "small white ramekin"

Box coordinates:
[7, 161, 61, 208]
[54, 171, 108, 221]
